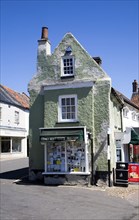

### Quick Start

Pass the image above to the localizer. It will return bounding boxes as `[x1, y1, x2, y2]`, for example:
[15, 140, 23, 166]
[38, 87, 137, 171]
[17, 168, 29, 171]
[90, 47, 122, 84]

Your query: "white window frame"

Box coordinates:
[61, 55, 75, 77]
[58, 94, 77, 122]
[116, 139, 123, 162]
[131, 111, 136, 121]
[15, 111, 19, 124]
[1, 137, 22, 153]
[123, 107, 129, 118]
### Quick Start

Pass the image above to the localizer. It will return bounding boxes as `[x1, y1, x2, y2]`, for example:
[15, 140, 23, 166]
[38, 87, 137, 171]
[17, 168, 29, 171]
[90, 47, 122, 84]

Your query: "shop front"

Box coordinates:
[128, 129, 139, 182]
[115, 128, 139, 183]
[40, 126, 91, 185]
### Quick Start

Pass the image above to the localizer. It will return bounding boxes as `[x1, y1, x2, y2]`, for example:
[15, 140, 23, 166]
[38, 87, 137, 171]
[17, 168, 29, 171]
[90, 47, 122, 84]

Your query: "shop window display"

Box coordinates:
[12, 138, 21, 152]
[1, 137, 22, 153]
[1, 137, 10, 153]
[129, 144, 139, 163]
[47, 141, 85, 173]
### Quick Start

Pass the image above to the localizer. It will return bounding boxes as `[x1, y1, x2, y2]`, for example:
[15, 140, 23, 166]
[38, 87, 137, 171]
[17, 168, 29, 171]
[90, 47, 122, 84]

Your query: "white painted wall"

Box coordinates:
[0, 102, 29, 158]
[121, 104, 139, 163]
[122, 105, 139, 131]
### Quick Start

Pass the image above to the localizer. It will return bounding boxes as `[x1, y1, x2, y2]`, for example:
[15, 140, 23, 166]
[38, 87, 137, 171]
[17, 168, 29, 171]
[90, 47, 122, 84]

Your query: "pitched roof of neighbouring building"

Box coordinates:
[0, 84, 30, 109]
[112, 87, 139, 110]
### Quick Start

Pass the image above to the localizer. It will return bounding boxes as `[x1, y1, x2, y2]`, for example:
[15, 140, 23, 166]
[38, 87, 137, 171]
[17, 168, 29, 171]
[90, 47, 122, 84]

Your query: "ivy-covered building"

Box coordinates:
[28, 27, 115, 185]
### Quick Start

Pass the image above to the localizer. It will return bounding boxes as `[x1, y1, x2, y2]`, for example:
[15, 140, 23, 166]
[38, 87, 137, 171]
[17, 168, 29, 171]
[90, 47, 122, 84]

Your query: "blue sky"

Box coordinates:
[1, 0, 138, 98]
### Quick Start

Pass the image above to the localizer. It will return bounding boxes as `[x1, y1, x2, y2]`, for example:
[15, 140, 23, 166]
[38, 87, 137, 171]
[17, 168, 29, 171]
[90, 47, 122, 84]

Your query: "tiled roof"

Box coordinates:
[0, 84, 29, 109]
[112, 88, 139, 110]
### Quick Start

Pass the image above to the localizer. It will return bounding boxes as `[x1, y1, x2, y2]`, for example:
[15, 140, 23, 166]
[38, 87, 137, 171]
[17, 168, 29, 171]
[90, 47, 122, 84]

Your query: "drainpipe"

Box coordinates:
[120, 105, 124, 132]
[88, 133, 95, 185]
[107, 128, 111, 187]
[91, 136, 95, 185]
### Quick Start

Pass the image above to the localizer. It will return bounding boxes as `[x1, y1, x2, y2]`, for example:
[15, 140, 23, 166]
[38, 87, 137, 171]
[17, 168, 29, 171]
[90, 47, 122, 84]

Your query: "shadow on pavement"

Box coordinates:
[0, 167, 45, 186]
[0, 167, 64, 187]
[0, 167, 29, 180]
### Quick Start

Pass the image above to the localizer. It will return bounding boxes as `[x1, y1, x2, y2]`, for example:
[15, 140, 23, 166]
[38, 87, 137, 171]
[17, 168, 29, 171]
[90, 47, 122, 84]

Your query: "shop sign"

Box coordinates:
[40, 136, 80, 142]
[41, 137, 66, 141]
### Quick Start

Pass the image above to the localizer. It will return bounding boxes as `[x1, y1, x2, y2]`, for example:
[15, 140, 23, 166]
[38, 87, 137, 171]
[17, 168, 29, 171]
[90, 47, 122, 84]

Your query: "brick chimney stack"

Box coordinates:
[41, 27, 48, 39]
[131, 79, 139, 107]
[37, 26, 51, 59]
[132, 79, 138, 93]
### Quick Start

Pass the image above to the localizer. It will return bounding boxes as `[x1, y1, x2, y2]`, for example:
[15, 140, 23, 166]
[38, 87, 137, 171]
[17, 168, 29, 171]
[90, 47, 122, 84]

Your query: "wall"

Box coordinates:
[122, 103, 139, 131]
[29, 90, 44, 170]
[0, 102, 29, 132]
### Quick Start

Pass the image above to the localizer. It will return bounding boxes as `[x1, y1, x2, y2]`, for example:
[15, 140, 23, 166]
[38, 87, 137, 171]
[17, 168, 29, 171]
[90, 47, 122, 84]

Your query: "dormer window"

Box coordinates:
[61, 46, 75, 77]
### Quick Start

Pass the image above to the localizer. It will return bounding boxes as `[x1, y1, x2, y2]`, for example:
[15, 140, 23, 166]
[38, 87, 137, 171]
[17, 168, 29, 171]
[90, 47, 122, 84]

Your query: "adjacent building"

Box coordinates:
[112, 85, 139, 164]
[0, 85, 29, 159]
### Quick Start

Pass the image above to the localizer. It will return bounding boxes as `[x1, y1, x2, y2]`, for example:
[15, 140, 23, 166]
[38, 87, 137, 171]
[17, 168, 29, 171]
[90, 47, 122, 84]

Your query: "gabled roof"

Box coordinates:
[111, 87, 124, 106]
[0, 85, 30, 109]
[111, 87, 139, 110]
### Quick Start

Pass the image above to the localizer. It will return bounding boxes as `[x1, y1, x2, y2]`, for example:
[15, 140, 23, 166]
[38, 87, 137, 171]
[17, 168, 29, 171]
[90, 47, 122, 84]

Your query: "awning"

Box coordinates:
[39, 127, 84, 142]
[129, 129, 139, 145]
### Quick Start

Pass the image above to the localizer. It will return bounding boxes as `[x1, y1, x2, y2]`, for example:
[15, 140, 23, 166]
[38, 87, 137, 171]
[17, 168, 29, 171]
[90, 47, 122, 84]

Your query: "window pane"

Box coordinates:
[67, 106, 70, 113]
[62, 113, 66, 119]
[47, 142, 65, 172]
[66, 98, 70, 105]
[71, 106, 75, 112]
[71, 113, 75, 119]
[62, 107, 66, 113]
[62, 99, 65, 106]
[71, 98, 75, 105]
[67, 113, 71, 119]
[12, 138, 21, 152]
[116, 149, 121, 162]
[67, 141, 85, 172]
[1, 137, 10, 153]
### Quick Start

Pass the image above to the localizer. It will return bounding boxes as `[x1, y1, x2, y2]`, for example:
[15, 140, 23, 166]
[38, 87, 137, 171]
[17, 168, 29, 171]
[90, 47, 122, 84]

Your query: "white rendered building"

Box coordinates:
[0, 85, 29, 159]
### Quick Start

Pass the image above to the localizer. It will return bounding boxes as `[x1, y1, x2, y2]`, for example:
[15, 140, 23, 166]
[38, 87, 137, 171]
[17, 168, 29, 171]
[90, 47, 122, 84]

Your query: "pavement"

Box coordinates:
[0, 157, 139, 220]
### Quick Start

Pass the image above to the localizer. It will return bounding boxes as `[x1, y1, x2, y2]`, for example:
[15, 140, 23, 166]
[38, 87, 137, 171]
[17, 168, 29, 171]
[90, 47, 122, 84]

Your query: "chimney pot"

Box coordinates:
[93, 57, 102, 65]
[41, 27, 48, 39]
[132, 79, 138, 93]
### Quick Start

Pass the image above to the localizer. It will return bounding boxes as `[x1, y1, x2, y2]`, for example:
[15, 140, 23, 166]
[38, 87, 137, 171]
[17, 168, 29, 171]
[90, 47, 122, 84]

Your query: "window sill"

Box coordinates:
[56, 121, 79, 125]
[55, 121, 80, 127]
[61, 75, 74, 79]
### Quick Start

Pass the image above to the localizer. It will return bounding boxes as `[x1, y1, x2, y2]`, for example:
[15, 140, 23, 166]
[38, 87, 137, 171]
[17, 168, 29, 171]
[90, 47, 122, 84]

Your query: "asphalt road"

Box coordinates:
[0, 158, 139, 220]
